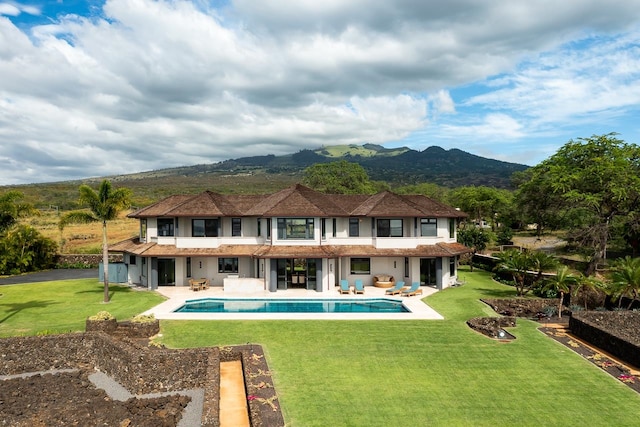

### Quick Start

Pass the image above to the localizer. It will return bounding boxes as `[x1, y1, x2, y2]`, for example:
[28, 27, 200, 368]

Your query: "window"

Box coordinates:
[450, 257, 456, 276]
[267, 219, 271, 238]
[186, 257, 191, 278]
[157, 218, 174, 236]
[332, 218, 337, 237]
[449, 218, 456, 238]
[421, 218, 437, 237]
[350, 258, 370, 274]
[232, 218, 242, 237]
[277, 218, 314, 239]
[192, 219, 219, 237]
[349, 218, 360, 237]
[257, 219, 261, 237]
[219, 257, 238, 273]
[404, 257, 409, 278]
[129, 255, 136, 265]
[377, 219, 403, 237]
[140, 219, 147, 239]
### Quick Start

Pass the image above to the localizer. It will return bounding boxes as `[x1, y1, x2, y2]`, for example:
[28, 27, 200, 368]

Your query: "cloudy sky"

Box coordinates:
[1, 0, 639, 185]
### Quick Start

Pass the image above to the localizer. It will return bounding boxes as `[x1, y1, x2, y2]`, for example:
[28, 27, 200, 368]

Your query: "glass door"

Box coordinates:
[158, 258, 175, 286]
[420, 258, 436, 286]
[276, 259, 289, 290]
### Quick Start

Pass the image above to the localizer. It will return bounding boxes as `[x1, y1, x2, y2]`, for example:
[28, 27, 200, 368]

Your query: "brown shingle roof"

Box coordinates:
[244, 184, 348, 217]
[110, 238, 471, 258]
[128, 184, 467, 219]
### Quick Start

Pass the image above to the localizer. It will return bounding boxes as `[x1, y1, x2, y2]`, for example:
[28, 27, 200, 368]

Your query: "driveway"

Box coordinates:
[0, 269, 98, 285]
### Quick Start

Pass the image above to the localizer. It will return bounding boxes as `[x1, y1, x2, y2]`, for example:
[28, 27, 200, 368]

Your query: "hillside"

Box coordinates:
[3, 144, 528, 209]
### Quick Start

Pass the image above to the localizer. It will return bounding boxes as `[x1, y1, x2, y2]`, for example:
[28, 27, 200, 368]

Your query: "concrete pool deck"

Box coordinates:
[144, 285, 444, 320]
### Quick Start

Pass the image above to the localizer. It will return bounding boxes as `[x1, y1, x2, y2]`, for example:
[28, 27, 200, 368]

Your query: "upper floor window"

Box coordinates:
[321, 218, 326, 240]
[192, 218, 219, 237]
[157, 218, 174, 236]
[377, 219, 403, 237]
[232, 218, 242, 237]
[421, 218, 437, 237]
[349, 218, 360, 237]
[277, 218, 314, 240]
[449, 218, 456, 238]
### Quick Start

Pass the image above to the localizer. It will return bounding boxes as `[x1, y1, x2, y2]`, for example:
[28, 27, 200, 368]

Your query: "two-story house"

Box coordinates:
[110, 184, 470, 292]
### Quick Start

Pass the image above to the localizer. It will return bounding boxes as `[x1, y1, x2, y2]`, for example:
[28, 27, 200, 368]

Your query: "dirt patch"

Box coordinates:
[0, 323, 284, 426]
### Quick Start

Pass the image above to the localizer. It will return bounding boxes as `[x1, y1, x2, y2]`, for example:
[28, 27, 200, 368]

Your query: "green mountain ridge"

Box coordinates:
[3, 144, 528, 208]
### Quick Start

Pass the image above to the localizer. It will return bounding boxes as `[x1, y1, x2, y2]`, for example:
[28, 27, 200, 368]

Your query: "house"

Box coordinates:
[110, 184, 470, 292]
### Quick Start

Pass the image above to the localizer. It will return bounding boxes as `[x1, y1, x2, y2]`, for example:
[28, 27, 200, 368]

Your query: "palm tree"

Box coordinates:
[60, 180, 132, 303]
[494, 250, 531, 296]
[571, 273, 605, 309]
[543, 266, 576, 318]
[608, 256, 640, 309]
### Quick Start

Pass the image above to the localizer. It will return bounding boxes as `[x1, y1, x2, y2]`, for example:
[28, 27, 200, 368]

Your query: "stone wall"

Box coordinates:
[54, 254, 123, 268]
[569, 311, 640, 369]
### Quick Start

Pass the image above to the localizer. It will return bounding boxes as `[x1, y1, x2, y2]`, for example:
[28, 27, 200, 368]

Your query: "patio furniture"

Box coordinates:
[199, 278, 210, 290]
[189, 279, 201, 291]
[339, 279, 351, 294]
[401, 282, 423, 297]
[354, 279, 365, 294]
[384, 281, 406, 295]
[373, 274, 395, 288]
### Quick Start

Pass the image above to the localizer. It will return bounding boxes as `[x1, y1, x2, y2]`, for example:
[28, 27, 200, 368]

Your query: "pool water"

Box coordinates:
[174, 298, 410, 313]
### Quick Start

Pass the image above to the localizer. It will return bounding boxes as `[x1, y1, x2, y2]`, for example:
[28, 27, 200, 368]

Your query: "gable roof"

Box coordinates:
[129, 184, 467, 219]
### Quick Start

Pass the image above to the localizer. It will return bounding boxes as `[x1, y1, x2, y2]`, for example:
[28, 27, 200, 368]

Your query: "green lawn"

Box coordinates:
[0, 279, 165, 337]
[1, 271, 639, 426]
[158, 268, 640, 426]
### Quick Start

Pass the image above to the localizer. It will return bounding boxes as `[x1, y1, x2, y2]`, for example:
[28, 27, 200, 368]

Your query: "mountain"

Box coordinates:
[199, 144, 528, 188]
[5, 144, 529, 208]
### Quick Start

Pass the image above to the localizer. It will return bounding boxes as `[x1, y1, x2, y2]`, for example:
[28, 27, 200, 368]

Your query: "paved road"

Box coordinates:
[0, 269, 98, 285]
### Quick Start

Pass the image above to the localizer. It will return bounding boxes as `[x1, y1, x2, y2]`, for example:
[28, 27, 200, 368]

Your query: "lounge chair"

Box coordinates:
[354, 279, 365, 294]
[385, 281, 406, 295]
[401, 282, 423, 297]
[339, 279, 351, 294]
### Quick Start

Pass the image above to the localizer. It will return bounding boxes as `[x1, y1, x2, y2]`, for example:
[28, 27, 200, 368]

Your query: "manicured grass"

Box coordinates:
[159, 268, 640, 426]
[0, 279, 165, 337]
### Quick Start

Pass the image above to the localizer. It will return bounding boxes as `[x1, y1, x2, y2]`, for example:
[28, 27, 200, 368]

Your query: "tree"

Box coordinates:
[302, 160, 377, 194]
[0, 191, 38, 233]
[608, 256, 640, 309]
[571, 273, 605, 309]
[0, 225, 57, 275]
[515, 133, 640, 275]
[449, 186, 513, 231]
[59, 180, 132, 303]
[543, 266, 576, 318]
[494, 250, 558, 296]
[457, 227, 491, 271]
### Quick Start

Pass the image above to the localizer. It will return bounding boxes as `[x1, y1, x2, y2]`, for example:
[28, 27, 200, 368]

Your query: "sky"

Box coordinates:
[1, 1, 640, 185]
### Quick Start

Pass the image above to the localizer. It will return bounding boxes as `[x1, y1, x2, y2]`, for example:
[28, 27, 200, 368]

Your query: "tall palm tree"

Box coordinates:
[60, 180, 132, 303]
[608, 256, 640, 309]
[543, 266, 576, 318]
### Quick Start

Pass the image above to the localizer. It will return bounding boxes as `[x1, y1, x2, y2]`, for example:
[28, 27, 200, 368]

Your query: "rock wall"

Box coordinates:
[569, 311, 640, 369]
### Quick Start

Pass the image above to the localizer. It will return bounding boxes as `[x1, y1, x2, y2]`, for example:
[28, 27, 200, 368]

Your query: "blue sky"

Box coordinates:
[1, 1, 639, 185]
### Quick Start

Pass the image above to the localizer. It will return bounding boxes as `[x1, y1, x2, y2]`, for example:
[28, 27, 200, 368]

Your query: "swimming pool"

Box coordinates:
[174, 298, 410, 313]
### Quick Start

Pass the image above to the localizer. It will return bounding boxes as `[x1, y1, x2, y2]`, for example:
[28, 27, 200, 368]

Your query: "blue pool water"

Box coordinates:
[174, 298, 410, 313]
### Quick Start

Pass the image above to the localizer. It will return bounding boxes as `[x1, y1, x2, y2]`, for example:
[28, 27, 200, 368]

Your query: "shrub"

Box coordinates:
[131, 314, 156, 323]
[88, 311, 115, 321]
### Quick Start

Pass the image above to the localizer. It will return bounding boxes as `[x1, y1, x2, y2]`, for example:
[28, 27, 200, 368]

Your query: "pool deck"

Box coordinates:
[144, 285, 444, 320]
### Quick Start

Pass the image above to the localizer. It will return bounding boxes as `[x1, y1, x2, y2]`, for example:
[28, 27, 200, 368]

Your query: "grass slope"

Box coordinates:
[159, 268, 640, 426]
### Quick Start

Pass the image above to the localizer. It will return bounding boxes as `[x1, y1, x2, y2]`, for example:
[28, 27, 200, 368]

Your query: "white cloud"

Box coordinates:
[1, 0, 640, 184]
